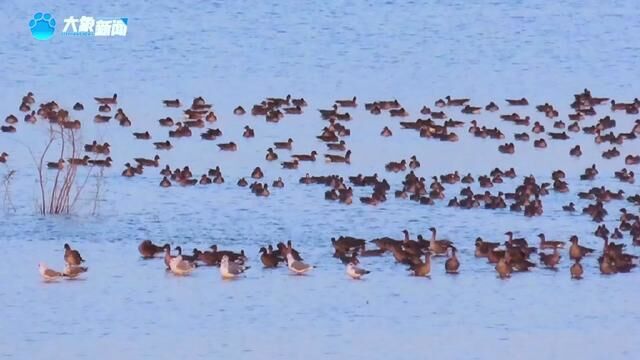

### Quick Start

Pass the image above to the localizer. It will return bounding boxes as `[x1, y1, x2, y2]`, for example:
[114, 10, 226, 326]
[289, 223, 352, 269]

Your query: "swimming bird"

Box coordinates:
[63, 264, 88, 279]
[138, 240, 168, 259]
[346, 262, 370, 279]
[286, 252, 312, 275]
[259, 247, 281, 268]
[64, 243, 85, 266]
[445, 246, 460, 273]
[169, 256, 196, 276]
[538, 233, 565, 249]
[162, 99, 181, 107]
[220, 255, 250, 279]
[134, 155, 160, 167]
[38, 263, 64, 281]
[409, 252, 431, 277]
[94, 93, 117, 104]
[568, 235, 594, 260]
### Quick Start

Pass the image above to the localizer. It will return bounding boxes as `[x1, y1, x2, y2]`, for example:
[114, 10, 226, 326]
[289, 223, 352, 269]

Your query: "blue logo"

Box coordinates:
[29, 12, 56, 40]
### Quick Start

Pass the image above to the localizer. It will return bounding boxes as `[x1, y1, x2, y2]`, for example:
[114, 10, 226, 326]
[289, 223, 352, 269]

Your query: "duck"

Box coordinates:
[504, 231, 528, 247]
[47, 158, 64, 170]
[292, 151, 317, 161]
[1, 125, 17, 133]
[569, 145, 582, 157]
[88, 157, 112, 167]
[444, 246, 460, 274]
[63, 243, 85, 266]
[506, 97, 529, 106]
[98, 104, 111, 112]
[539, 249, 561, 269]
[162, 99, 181, 107]
[409, 252, 432, 277]
[237, 178, 248, 187]
[281, 159, 299, 169]
[380, 126, 393, 137]
[62, 264, 88, 279]
[158, 117, 174, 126]
[134, 155, 160, 167]
[283, 105, 303, 114]
[445, 96, 470, 106]
[408, 155, 420, 169]
[94, 93, 117, 105]
[485, 102, 499, 112]
[160, 177, 171, 187]
[346, 262, 370, 280]
[326, 140, 347, 151]
[335, 96, 357, 107]
[217, 142, 237, 151]
[495, 255, 511, 279]
[475, 238, 500, 257]
[138, 240, 168, 259]
[562, 202, 575, 212]
[234, 106, 246, 115]
[24, 111, 37, 123]
[538, 233, 564, 250]
[260, 245, 280, 268]
[243, 126, 255, 138]
[153, 140, 172, 150]
[274, 138, 293, 150]
[93, 115, 111, 123]
[570, 259, 583, 279]
[4, 114, 18, 124]
[220, 255, 249, 279]
[133, 131, 151, 140]
[73, 102, 84, 111]
[324, 150, 351, 164]
[251, 167, 264, 179]
[265, 148, 278, 161]
[272, 177, 284, 188]
[534, 139, 547, 148]
[569, 235, 594, 260]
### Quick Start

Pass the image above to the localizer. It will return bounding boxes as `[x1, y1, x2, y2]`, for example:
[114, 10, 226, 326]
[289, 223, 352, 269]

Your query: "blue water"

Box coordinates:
[1, 1, 640, 359]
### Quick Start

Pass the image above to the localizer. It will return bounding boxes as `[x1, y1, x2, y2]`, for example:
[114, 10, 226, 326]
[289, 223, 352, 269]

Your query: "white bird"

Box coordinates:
[220, 255, 249, 279]
[286, 253, 312, 275]
[346, 262, 370, 279]
[38, 263, 63, 281]
[63, 265, 88, 279]
[169, 255, 195, 276]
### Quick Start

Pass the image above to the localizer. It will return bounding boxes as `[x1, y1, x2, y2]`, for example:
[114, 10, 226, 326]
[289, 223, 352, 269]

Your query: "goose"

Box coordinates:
[346, 262, 370, 279]
[63, 264, 88, 279]
[63, 243, 85, 266]
[220, 255, 249, 279]
[409, 252, 431, 277]
[38, 263, 64, 281]
[286, 253, 312, 275]
[444, 246, 460, 273]
[168, 255, 195, 276]
[427, 227, 452, 255]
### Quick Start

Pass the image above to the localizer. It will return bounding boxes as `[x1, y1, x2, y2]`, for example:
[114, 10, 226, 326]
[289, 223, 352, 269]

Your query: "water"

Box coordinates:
[1, 1, 640, 359]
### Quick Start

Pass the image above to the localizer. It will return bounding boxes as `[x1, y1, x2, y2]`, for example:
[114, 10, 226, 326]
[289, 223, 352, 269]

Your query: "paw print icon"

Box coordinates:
[29, 12, 56, 40]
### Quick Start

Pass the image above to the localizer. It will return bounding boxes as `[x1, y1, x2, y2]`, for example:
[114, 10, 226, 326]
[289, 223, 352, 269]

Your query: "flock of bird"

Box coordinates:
[3, 88, 639, 281]
[37, 223, 637, 282]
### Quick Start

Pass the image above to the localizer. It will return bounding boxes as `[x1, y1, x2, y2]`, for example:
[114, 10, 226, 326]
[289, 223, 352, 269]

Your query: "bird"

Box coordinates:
[570, 259, 583, 279]
[63, 265, 88, 279]
[259, 247, 280, 268]
[445, 246, 460, 274]
[63, 243, 85, 266]
[286, 253, 313, 275]
[38, 263, 64, 281]
[168, 256, 195, 276]
[220, 255, 250, 279]
[346, 262, 370, 279]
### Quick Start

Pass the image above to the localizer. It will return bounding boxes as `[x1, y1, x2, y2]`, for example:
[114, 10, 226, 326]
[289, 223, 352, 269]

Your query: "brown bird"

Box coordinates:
[63, 243, 85, 266]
